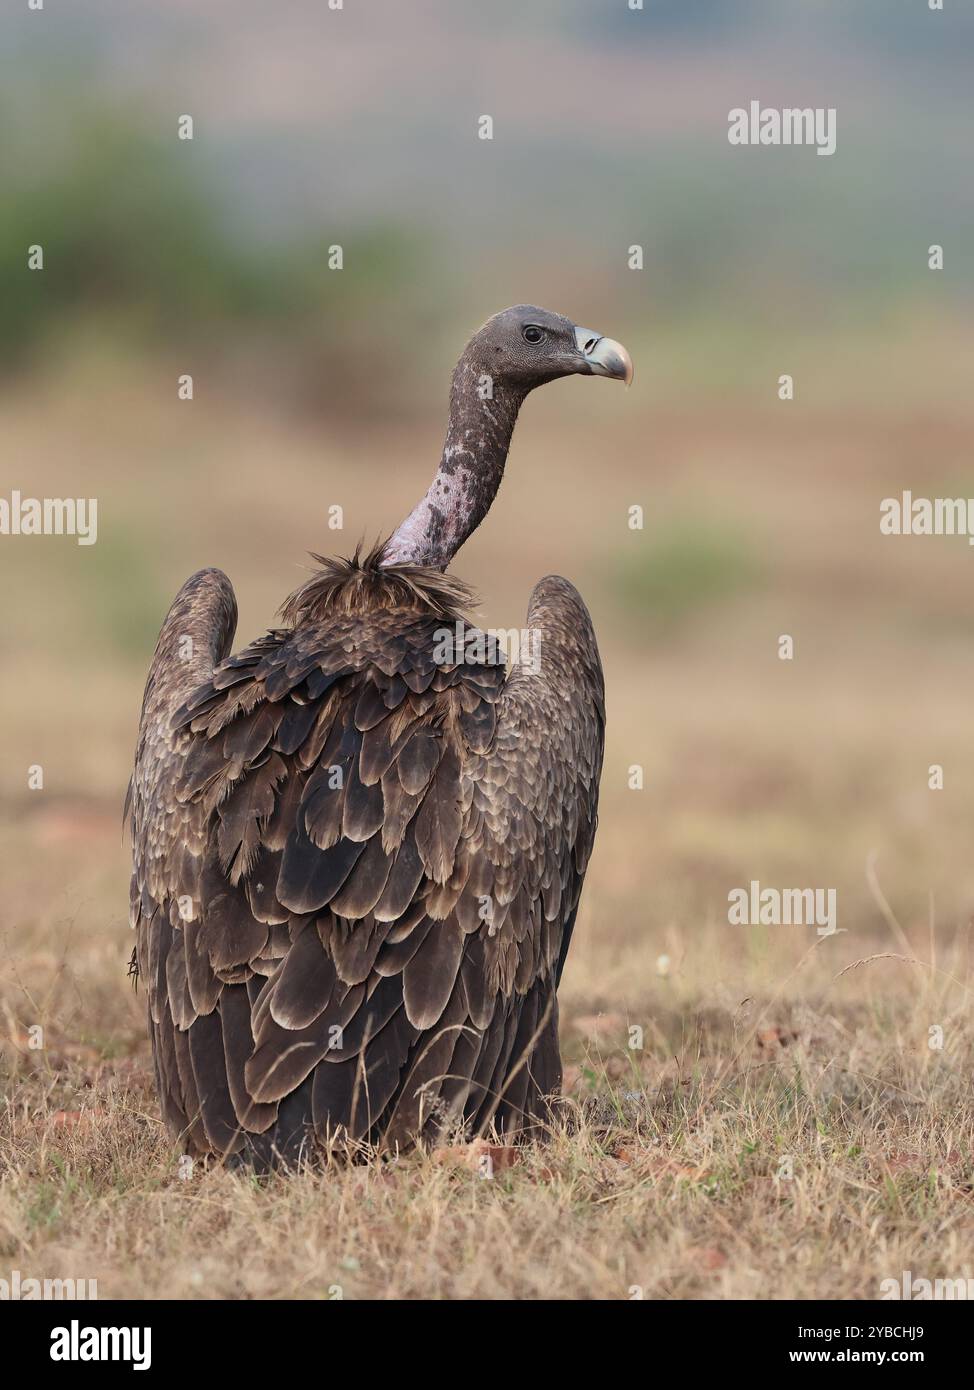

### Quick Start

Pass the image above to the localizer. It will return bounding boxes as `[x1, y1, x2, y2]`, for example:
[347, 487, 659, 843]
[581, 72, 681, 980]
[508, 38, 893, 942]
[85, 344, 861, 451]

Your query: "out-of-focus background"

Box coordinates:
[2, 2, 974, 1299]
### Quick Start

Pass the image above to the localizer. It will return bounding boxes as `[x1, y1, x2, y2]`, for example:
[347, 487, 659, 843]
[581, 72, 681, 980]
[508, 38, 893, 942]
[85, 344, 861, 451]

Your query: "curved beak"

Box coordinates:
[574, 326, 634, 385]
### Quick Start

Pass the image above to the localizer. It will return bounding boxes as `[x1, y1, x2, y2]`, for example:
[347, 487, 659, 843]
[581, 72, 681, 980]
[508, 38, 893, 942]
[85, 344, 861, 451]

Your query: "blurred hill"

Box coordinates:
[1, 0, 971, 421]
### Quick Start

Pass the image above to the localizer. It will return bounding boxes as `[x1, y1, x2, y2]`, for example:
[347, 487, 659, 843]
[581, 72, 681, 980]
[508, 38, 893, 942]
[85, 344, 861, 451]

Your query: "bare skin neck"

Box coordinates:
[381, 355, 528, 571]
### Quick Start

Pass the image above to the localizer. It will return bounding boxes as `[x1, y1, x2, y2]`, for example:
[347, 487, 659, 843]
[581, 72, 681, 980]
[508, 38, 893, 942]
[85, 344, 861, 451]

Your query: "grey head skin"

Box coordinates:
[381, 305, 632, 570]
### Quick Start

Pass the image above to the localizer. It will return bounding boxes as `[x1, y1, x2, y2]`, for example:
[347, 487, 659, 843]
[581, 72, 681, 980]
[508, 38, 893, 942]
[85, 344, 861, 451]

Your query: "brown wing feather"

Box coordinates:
[131, 551, 602, 1165]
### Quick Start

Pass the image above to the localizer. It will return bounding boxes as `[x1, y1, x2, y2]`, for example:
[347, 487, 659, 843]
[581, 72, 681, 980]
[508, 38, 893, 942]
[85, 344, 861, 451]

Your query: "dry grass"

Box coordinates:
[3, 346, 974, 1299]
[2, 918, 972, 1299]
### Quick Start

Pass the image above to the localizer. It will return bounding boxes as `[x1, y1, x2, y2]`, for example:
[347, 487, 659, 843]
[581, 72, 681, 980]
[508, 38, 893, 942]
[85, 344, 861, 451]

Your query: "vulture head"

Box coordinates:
[382, 303, 633, 569]
[466, 304, 634, 391]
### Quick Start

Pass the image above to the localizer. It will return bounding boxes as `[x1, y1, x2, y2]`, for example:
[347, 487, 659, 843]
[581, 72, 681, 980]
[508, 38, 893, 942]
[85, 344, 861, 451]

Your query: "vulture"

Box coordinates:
[128, 305, 632, 1167]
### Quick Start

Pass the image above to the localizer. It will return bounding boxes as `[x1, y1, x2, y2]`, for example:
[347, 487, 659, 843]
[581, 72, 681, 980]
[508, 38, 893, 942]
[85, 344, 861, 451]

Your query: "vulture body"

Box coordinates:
[128, 305, 631, 1166]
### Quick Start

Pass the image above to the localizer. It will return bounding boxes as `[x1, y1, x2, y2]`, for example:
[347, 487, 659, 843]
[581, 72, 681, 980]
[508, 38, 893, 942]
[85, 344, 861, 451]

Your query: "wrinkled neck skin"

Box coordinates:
[381, 353, 529, 571]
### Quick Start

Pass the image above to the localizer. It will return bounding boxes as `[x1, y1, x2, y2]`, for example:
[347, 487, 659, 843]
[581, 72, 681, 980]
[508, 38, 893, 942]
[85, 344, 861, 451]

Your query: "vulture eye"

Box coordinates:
[522, 324, 545, 344]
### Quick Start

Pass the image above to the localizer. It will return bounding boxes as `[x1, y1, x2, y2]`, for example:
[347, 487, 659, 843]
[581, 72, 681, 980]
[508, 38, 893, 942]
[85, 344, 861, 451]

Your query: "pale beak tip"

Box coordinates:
[602, 339, 634, 387]
[575, 326, 633, 386]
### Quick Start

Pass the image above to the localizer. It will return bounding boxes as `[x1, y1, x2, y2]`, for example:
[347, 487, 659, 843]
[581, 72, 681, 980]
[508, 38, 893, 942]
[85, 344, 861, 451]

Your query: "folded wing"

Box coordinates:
[130, 560, 603, 1164]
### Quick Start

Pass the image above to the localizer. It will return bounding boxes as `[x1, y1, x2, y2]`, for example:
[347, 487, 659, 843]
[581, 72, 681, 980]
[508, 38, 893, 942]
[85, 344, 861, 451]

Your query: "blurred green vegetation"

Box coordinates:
[0, 106, 440, 417]
[613, 518, 763, 632]
[82, 531, 171, 660]
[2, 1, 970, 422]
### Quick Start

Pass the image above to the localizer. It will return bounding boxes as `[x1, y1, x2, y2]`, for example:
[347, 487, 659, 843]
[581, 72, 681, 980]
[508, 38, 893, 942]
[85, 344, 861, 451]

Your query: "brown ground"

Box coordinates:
[3, 337, 974, 1298]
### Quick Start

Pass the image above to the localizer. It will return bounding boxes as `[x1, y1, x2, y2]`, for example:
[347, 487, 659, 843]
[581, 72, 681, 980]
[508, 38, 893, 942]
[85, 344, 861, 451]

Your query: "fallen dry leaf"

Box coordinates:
[756, 1026, 799, 1051]
[432, 1140, 520, 1175]
[45, 1109, 104, 1130]
[686, 1244, 728, 1272]
[612, 1147, 712, 1183]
